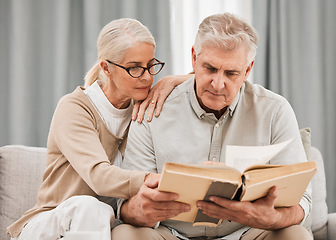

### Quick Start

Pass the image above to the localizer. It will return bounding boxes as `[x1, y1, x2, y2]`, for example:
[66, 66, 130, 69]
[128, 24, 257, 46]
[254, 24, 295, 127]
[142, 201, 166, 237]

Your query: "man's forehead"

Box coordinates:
[198, 50, 247, 69]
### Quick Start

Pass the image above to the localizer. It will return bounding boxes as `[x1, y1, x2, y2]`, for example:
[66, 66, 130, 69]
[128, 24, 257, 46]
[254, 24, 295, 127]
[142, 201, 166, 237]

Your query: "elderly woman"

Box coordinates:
[7, 18, 188, 240]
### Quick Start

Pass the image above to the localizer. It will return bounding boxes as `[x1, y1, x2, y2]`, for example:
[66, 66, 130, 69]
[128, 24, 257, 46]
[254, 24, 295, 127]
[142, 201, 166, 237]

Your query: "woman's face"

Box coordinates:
[102, 42, 156, 109]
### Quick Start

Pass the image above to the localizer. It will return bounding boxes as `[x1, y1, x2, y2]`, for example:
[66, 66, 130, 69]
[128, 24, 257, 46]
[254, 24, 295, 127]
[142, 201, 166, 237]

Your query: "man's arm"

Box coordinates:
[269, 99, 312, 227]
[119, 115, 191, 227]
[196, 186, 304, 230]
[120, 174, 190, 227]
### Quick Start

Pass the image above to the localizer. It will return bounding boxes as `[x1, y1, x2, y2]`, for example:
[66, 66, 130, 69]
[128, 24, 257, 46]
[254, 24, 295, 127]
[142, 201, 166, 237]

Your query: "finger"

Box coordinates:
[151, 200, 190, 212]
[145, 207, 187, 223]
[145, 188, 179, 202]
[132, 101, 141, 121]
[196, 201, 229, 220]
[208, 196, 232, 208]
[137, 100, 150, 123]
[146, 90, 159, 121]
[146, 99, 156, 122]
[157, 205, 191, 220]
[154, 93, 166, 118]
[149, 201, 191, 222]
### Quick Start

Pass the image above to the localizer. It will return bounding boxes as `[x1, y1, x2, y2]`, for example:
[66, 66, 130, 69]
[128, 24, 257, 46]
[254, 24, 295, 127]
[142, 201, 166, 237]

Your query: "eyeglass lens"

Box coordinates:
[129, 63, 163, 78]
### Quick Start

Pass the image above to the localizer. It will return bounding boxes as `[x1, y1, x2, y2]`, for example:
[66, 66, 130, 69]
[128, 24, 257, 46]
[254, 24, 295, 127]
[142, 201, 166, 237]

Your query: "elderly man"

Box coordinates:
[113, 13, 312, 240]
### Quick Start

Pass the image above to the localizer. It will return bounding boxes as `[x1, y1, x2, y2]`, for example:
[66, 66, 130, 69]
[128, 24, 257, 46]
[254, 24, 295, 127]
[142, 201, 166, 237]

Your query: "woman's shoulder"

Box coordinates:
[57, 87, 93, 109]
[54, 86, 99, 121]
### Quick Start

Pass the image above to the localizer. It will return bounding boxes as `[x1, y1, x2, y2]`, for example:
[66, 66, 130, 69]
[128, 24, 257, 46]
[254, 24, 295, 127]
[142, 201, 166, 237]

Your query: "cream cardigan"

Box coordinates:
[8, 87, 146, 237]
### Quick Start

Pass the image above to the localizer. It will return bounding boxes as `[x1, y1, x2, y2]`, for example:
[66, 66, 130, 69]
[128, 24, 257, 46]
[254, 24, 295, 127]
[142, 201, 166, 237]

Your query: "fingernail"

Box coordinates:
[132, 115, 136, 121]
[137, 117, 142, 123]
[209, 197, 215, 201]
[185, 206, 191, 212]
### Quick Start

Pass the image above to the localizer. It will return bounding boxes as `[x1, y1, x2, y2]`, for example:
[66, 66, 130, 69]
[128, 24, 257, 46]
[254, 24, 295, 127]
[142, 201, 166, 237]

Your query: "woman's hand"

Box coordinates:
[132, 74, 193, 123]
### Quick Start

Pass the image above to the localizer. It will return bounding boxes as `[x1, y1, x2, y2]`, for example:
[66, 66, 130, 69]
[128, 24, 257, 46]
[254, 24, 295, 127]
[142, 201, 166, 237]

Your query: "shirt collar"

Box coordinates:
[188, 77, 243, 119]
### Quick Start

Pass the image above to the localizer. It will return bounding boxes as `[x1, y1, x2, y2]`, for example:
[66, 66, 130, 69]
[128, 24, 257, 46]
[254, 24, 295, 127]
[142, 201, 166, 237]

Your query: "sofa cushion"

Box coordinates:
[300, 128, 311, 160]
[0, 145, 46, 240]
[300, 128, 328, 239]
[309, 147, 328, 239]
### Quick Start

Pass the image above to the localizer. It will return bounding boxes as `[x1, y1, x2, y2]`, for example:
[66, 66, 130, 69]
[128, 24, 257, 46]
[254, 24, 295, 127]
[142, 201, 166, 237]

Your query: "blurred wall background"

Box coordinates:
[0, 0, 335, 213]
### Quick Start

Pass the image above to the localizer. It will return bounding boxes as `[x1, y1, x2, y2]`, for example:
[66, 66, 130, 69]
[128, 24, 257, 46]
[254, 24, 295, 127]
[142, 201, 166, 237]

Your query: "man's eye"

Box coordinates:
[226, 71, 238, 77]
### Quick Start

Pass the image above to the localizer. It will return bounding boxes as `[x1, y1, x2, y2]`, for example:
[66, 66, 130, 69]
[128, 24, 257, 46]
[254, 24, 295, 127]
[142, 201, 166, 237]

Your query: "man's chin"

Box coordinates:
[204, 99, 227, 110]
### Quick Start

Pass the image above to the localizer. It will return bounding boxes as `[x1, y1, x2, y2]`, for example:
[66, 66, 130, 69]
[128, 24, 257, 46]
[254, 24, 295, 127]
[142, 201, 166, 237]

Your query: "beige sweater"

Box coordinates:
[7, 87, 147, 237]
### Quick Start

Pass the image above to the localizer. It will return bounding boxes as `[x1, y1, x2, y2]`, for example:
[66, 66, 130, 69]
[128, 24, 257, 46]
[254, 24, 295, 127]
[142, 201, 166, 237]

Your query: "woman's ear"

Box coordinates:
[100, 60, 111, 78]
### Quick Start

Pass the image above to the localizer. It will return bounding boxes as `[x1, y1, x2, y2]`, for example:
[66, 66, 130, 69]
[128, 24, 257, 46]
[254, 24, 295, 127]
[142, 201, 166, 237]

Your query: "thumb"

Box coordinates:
[265, 186, 278, 206]
[144, 173, 160, 188]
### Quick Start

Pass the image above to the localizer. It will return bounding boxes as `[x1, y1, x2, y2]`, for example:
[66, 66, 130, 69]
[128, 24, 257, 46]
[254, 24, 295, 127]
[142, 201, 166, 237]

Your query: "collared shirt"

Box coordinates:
[121, 77, 312, 239]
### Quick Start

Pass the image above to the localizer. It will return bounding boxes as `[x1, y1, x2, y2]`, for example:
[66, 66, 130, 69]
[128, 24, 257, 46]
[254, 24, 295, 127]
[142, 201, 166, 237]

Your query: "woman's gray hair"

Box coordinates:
[194, 13, 258, 65]
[84, 18, 155, 88]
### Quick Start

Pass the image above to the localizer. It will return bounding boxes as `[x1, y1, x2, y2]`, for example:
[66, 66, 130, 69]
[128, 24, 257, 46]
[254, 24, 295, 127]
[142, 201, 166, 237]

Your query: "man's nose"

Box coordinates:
[211, 73, 226, 90]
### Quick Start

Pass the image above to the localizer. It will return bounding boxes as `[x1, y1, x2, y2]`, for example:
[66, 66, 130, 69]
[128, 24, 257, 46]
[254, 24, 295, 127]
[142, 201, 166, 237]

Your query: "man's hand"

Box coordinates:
[120, 173, 191, 227]
[196, 186, 305, 230]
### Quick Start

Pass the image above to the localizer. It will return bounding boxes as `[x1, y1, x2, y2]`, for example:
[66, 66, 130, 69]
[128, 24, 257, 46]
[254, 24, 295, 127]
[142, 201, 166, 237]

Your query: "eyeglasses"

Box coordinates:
[106, 58, 165, 78]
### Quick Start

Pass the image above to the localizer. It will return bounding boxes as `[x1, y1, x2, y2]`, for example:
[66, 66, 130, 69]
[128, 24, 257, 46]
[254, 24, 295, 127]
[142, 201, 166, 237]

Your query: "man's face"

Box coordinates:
[192, 45, 254, 117]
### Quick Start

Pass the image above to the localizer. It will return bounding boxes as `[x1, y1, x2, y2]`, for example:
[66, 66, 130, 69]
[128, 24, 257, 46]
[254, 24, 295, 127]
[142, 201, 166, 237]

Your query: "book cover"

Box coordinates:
[157, 140, 317, 226]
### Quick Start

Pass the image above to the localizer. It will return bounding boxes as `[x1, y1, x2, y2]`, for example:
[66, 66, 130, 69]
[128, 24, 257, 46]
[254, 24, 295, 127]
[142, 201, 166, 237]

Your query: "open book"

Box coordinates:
[158, 139, 317, 227]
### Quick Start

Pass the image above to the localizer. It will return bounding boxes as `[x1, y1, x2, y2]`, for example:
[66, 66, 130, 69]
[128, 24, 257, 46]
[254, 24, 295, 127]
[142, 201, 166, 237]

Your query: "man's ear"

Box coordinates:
[244, 60, 255, 81]
[191, 46, 197, 71]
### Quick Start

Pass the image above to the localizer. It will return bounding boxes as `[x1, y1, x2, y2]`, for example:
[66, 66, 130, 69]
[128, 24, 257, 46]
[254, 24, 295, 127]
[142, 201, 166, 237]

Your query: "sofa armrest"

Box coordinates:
[0, 145, 47, 240]
[328, 212, 336, 240]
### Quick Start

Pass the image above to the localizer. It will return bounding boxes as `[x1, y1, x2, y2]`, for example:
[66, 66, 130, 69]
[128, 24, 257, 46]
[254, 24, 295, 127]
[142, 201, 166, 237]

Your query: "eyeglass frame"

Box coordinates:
[106, 58, 165, 78]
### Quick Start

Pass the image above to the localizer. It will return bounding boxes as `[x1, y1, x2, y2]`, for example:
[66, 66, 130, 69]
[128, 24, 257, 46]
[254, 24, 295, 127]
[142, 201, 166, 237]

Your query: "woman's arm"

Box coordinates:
[132, 74, 193, 123]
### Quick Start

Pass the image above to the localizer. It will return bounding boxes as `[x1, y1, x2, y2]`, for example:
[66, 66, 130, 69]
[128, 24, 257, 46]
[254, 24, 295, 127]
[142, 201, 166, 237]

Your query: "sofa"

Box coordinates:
[1, 129, 336, 240]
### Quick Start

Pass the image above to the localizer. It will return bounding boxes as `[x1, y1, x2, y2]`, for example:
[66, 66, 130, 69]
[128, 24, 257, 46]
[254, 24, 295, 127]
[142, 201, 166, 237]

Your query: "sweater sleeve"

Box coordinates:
[49, 93, 146, 198]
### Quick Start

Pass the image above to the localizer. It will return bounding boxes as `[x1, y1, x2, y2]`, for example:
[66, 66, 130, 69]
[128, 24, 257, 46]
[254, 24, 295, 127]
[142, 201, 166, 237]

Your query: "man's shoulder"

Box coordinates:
[243, 81, 288, 104]
[164, 77, 194, 103]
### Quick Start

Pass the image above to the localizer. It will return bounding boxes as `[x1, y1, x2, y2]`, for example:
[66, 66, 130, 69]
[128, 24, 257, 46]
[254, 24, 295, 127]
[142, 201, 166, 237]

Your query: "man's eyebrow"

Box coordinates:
[202, 62, 216, 68]
[225, 69, 241, 73]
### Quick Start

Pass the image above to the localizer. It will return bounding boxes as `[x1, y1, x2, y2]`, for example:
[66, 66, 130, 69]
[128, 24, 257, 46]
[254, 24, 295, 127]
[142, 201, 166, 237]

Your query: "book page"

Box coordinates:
[225, 138, 293, 173]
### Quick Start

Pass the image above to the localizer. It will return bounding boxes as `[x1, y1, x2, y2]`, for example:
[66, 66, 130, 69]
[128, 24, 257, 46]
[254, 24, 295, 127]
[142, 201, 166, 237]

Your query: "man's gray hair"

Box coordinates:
[194, 13, 258, 65]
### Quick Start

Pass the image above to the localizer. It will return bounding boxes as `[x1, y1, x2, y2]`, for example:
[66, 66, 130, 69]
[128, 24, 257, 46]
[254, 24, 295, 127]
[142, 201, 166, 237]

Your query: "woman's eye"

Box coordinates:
[129, 67, 143, 75]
